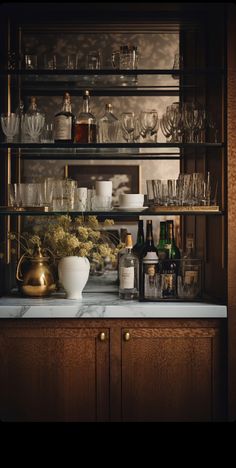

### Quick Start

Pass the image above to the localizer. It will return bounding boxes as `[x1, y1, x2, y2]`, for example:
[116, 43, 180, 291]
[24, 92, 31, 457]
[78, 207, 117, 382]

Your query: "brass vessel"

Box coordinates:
[16, 246, 56, 297]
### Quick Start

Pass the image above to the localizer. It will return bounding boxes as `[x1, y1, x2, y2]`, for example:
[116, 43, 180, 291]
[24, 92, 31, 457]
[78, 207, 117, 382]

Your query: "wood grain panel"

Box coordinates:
[121, 327, 223, 422]
[0, 327, 109, 422]
[227, 3, 236, 421]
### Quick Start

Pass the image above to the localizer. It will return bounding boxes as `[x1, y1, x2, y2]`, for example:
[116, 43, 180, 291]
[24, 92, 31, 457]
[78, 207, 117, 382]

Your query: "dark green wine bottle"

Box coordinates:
[133, 220, 145, 259]
[156, 221, 168, 261]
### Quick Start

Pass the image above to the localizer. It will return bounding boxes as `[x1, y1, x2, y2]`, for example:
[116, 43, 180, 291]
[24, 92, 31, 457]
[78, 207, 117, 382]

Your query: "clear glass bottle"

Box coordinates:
[119, 233, 139, 300]
[54, 92, 75, 143]
[177, 234, 202, 299]
[98, 104, 119, 143]
[139, 220, 160, 300]
[75, 90, 97, 143]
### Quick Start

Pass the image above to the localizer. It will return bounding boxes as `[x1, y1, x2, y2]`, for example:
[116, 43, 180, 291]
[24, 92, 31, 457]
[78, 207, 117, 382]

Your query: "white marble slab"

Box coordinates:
[0, 292, 227, 318]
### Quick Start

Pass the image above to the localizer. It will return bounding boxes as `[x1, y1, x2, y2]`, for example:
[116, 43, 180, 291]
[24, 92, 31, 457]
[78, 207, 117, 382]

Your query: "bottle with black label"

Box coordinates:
[119, 233, 139, 300]
[54, 92, 75, 143]
[139, 220, 160, 300]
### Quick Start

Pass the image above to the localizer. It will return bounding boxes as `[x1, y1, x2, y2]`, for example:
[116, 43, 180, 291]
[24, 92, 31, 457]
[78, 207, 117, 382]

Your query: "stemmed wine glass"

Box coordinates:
[121, 112, 135, 142]
[139, 110, 158, 142]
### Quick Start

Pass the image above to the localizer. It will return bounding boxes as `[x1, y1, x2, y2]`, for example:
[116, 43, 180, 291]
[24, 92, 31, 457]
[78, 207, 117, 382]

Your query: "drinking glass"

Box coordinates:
[171, 53, 183, 80]
[43, 54, 57, 70]
[140, 110, 158, 142]
[121, 112, 135, 142]
[24, 54, 37, 69]
[74, 187, 88, 211]
[24, 114, 45, 142]
[41, 123, 54, 143]
[86, 51, 101, 70]
[8, 183, 22, 208]
[91, 195, 112, 211]
[1, 113, 19, 142]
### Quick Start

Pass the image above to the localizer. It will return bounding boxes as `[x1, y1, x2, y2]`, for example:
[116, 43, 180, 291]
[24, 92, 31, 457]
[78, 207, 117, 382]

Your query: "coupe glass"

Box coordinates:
[1, 113, 19, 142]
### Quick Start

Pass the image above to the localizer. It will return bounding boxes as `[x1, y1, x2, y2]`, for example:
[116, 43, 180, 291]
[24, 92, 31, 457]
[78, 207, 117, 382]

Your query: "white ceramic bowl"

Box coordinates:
[119, 193, 144, 208]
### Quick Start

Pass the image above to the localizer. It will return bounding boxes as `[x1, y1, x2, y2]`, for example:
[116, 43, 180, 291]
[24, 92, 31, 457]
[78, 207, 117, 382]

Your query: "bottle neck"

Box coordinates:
[146, 221, 154, 247]
[159, 222, 166, 244]
[83, 95, 89, 113]
[136, 221, 144, 244]
[62, 99, 72, 113]
[125, 233, 133, 252]
[166, 221, 175, 245]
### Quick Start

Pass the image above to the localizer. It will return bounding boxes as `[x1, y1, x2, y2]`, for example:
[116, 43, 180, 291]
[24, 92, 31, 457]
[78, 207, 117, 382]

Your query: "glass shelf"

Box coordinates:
[1, 68, 225, 75]
[0, 142, 224, 149]
[0, 142, 224, 160]
[4, 67, 224, 95]
[0, 208, 224, 216]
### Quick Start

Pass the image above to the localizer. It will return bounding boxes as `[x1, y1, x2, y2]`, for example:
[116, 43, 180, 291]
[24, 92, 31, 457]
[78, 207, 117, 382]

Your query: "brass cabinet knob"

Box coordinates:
[124, 332, 131, 341]
[99, 332, 106, 341]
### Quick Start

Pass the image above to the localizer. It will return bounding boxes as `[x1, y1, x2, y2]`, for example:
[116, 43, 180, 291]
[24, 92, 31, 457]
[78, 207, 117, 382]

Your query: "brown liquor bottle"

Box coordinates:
[54, 92, 75, 143]
[75, 90, 97, 143]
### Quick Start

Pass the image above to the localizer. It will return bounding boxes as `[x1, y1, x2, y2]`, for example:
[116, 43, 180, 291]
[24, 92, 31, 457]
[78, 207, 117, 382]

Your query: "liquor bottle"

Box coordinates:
[160, 220, 180, 298]
[139, 220, 160, 300]
[98, 103, 119, 143]
[156, 221, 168, 261]
[75, 90, 97, 143]
[165, 220, 181, 260]
[116, 228, 128, 286]
[54, 92, 75, 143]
[119, 233, 139, 300]
[133, 220, 145, 259]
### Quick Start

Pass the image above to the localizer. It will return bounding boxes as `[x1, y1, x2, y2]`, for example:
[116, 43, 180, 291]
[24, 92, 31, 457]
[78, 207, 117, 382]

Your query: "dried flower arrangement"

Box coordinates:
[5, 215, 123, 274]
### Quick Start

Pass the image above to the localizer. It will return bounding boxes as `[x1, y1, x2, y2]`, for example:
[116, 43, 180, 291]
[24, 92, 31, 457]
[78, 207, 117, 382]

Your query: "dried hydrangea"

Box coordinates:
[16, 216, 122, 270]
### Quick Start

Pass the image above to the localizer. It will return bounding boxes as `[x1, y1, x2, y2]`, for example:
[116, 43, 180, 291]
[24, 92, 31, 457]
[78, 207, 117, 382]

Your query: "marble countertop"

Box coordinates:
[0, 292, 227, 318]
[0, 273, 227, 319]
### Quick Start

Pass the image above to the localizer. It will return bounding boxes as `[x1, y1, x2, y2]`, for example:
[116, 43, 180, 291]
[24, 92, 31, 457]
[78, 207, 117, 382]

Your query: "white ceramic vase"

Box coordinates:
[58, 256, 90, 300]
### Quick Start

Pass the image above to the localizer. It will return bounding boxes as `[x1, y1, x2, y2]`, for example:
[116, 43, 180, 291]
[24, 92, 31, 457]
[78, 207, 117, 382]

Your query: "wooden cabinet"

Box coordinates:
[121, 325, 224, 421]
[0, 318, 226, 422]
[0, 325, 110, 422]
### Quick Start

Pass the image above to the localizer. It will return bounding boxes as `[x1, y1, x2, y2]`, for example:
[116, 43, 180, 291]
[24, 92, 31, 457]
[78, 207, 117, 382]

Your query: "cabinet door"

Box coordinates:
[121, 326, 223, 422]
[0, 327, 109, 422]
